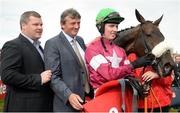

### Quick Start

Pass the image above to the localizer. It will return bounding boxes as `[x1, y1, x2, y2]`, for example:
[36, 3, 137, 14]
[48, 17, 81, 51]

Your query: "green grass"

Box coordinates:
[0, 99, 4, 112]
[169, 107, 180, 113]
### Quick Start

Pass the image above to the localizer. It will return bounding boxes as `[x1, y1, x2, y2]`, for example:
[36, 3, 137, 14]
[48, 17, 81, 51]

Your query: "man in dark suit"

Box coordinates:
[171, 56, 180, 110]
[173, 56, 180, 87]
[0, 11, 53, 112]
[44, 8, 93, 112]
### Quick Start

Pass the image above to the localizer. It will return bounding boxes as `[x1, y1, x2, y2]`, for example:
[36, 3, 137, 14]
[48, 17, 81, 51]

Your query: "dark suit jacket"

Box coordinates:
[44, 32, 90, 112]
[0, 34, 53, 112]
[173, 62, 180, 87]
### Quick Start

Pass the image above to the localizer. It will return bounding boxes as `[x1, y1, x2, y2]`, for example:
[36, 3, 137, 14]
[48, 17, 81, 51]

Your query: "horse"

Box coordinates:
[114, 9, 174, 77]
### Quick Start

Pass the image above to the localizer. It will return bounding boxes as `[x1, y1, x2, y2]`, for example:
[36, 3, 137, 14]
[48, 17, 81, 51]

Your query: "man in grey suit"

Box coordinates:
[44, 8, 93, 112]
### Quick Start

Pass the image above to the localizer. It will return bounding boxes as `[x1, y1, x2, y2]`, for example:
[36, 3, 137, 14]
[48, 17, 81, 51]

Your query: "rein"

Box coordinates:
[139, 26, 151, 54]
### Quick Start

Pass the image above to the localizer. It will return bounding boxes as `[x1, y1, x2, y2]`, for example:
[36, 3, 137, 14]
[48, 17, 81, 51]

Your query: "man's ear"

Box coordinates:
[60, 21, 64, 29]
[21, 23, 26, 30]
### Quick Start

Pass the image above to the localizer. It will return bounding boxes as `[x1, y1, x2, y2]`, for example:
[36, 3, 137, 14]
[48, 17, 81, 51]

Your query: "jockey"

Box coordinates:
[85, 8, 152, 89]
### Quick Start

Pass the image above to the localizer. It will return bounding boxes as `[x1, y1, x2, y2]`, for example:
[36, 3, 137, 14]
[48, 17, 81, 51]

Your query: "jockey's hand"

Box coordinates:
[131, 54, 154, 68]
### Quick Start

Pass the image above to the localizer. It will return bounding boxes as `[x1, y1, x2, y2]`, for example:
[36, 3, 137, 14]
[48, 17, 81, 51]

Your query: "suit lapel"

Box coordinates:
[58, 32, 82, 67]
[76, 37, 86, 51]
[19, 34, 44, 65]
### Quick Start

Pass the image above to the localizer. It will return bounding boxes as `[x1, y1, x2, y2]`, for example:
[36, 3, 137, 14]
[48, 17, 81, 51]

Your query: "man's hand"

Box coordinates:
[68, 93, 83, 110]
[41, 70, 52, 84]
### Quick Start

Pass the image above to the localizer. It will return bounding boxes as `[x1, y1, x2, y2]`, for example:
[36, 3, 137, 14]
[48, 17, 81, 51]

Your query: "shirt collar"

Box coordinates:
[21, 32, 41, 45]
[62, 30, 77, 43]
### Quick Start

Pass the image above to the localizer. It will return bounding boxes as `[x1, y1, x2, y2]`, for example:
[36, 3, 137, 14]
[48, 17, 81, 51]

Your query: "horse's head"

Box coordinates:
[114, 9, 174, 77]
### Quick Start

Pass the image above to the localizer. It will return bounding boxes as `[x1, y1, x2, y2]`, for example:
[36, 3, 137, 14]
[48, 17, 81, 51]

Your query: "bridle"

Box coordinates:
[136, 25, 163, 76]
[139, 28, 152, 55]
[136, 25, 172, 77]
[134, 26, 156, 63]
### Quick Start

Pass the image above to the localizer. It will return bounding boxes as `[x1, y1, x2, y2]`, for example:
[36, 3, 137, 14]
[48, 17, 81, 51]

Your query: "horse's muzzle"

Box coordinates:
[152, 51, 174, 77]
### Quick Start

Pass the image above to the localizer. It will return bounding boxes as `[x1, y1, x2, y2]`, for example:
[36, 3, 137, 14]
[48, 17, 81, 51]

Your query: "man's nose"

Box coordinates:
[74, 23, 80, 29]
[38, 25, 43, 29]
[113, 26, 118, 32]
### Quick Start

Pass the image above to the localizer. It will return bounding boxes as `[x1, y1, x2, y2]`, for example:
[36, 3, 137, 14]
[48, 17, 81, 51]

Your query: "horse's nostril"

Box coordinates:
[163, 63, 173, 76]
[164, 63, 171, 67]
[164, 63, 172, 69]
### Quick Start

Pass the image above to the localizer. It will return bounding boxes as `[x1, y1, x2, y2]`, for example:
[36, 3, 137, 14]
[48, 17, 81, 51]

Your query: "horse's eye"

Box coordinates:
[146, 34, 151, 37]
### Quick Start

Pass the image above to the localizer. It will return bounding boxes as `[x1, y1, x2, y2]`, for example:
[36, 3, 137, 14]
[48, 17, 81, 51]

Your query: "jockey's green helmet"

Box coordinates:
[96, 8, 124, 34]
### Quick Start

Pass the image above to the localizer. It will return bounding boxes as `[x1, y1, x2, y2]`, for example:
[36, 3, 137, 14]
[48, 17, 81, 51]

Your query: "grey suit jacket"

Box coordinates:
[44, 32, 86, 112]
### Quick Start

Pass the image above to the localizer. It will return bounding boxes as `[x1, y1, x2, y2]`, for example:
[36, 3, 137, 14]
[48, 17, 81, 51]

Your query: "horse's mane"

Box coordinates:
[119, 26, 135, 32]
[117, 26, 138, 38]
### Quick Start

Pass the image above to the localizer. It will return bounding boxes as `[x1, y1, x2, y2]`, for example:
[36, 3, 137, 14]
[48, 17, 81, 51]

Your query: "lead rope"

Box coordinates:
[143, 79, 162, 113]
[150, 88, 162, 113]
[144, 97, 148, 113]
[139, 66, 148, 113]
[141, 68, 162, 113]
[150, 91, 154, 112]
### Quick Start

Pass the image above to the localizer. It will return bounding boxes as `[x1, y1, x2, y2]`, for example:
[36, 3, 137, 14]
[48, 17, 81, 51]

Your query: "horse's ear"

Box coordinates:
[154, 15, 163, 26]
[135, 9, 145, 23]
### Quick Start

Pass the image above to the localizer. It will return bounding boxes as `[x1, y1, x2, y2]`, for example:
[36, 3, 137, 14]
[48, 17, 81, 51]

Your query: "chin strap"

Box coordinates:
[100, 37, 108, 52]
